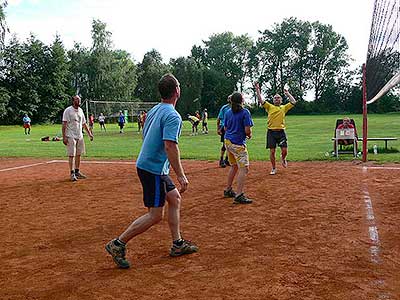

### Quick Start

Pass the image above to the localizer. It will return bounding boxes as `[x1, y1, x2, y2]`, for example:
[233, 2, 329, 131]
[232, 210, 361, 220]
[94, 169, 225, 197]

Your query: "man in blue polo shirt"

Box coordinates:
[216, 96, 232, 168]
[105, 74, 198, 269]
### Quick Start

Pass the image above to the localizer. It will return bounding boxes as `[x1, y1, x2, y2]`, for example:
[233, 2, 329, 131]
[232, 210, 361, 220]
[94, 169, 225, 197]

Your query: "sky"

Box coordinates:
[5, 0, 375, 67]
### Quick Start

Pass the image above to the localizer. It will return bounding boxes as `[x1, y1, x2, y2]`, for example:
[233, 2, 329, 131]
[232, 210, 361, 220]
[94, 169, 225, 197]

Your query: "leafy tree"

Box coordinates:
[0, 0, 8, 49]
[135, 49, 169, 102]
[170, 57, 203, 115]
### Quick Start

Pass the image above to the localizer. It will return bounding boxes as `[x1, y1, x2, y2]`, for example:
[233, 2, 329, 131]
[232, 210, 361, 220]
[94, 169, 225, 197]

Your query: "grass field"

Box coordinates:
[0, 113, 399, 162]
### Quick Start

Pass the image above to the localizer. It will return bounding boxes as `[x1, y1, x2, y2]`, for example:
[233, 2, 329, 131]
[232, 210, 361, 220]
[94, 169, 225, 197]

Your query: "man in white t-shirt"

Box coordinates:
[62, 95, 94, 181]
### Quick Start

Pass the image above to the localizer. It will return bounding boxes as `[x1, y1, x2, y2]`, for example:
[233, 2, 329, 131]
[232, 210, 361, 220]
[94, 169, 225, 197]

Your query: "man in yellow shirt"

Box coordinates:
[254, 82, 297, 175]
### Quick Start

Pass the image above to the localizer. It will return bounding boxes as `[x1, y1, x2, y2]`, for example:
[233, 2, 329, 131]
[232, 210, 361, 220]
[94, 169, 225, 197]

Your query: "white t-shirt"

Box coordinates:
[98, 115, 105, 122]
[62, 106, 86, 139]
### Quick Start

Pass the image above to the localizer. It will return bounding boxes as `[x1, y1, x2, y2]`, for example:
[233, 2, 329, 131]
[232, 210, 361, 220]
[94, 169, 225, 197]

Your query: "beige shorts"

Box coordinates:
[66, 137, 85, 157]
[224, 139, 249, 168]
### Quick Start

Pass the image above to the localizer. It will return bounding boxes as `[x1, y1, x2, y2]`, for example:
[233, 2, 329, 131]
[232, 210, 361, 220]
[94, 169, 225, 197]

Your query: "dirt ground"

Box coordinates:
[0, 158, 399, 300]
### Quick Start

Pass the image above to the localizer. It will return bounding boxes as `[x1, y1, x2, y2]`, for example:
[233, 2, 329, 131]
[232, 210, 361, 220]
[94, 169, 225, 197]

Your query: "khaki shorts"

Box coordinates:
[224, 139, 249, 168]
[66, 137, 85, 157]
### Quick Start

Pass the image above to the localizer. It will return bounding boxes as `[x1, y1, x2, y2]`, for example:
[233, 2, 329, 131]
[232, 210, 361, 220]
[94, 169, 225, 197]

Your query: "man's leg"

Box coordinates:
[270, 148, 277, 175]
[226, 164, 238, 191]
[236, 166, 248, 196]
[166, 188, 198, 257]
[119, 207, 163, 243]
[106, 207, 163, 269]
[281, 147, 288, 168]
[166, 189, 181, 241]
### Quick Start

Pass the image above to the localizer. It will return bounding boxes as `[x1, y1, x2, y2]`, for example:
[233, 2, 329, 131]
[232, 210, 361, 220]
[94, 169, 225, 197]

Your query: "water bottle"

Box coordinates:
[373, 144, 378, 155]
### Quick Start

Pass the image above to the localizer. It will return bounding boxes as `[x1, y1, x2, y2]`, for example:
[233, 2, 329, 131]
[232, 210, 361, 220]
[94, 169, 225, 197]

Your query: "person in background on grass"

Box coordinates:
[187, 113, 200, 135]
[254, 82, 296, 175]
[62, 95, 94, 182]
[217, 96, 232, 168]
[141, 110, 147, 129]
[118, 111, 125, 133]
[98, 113, 106, 132]
[201, 108, 208, 134]
[88, 114, 94, 133]
[105, 73, 198, 269]
[137, 111, 143, 132]
[223, 92, 254, 204]
[334, 116, 357, 153]
[22, 113, 31, 135]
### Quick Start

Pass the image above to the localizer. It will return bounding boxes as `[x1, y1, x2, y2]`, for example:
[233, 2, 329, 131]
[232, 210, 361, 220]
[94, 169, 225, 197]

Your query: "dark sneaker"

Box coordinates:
[233, 193, 253, 204]
[224, 188, 236, 198]
[219, 159, 226, 168]
[70, 173, 78, 182]
[224, 158, 230, 167]
[105, 239, 130, 269]
[170, 239, 199, 257]
[75, 171, 87, 179]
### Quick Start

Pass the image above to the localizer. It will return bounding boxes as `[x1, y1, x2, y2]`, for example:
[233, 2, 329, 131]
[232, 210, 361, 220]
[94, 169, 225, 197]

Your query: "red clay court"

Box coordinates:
[0, 158, 399, 299]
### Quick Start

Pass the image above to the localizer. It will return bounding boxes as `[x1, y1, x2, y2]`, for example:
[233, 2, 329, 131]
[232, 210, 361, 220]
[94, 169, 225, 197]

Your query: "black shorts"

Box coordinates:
[220, 127, 225, 143]
[267, 129, 287, 148]
[137, 168, 176, 208]
[99, 121, 105, 126]
[202, 121, 207, 127]
[119, 122, 124, 129]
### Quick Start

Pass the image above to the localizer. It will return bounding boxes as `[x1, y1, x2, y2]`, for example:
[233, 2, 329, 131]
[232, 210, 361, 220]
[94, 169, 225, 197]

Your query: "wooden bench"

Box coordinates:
[357, 137, 398, 150]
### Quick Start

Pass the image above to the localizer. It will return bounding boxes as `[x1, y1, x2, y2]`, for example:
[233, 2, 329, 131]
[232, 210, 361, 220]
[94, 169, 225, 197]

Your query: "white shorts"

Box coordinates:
[66, 137, 85, 157]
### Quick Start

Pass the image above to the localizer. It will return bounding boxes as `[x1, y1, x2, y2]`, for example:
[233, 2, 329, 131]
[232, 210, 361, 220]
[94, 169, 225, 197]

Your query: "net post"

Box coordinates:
[362, 63, 368, 163]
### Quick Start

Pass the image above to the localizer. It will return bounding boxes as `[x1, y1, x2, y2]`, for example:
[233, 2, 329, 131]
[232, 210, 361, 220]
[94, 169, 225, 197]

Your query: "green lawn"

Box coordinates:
[1, 114, 399, 162]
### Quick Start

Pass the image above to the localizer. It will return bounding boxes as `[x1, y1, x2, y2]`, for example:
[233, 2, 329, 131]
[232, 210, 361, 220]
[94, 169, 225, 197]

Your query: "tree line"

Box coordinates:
[0, 14, 399, 125]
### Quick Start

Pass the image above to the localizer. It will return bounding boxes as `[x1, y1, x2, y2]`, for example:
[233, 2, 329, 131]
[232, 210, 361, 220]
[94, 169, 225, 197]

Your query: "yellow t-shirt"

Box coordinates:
[262, 102, 294, 130]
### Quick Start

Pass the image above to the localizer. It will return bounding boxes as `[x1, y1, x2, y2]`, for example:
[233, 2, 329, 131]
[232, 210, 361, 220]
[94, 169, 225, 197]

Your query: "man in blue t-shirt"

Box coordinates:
[118, 111, 125, 133]
[106, 74, 198, 269]
[216, 96, 232, 168]
[223, 92, 254, 204]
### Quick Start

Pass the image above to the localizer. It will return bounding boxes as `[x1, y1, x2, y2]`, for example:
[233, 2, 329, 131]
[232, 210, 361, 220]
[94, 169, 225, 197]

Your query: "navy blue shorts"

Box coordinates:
[267, 129, 287, 148]
[136, 168, 176, 208]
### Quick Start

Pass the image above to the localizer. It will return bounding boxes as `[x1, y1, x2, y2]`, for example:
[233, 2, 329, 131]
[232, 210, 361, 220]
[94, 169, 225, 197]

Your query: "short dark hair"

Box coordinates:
[230, 92, 244, 113]
[158, 73, 179, 100]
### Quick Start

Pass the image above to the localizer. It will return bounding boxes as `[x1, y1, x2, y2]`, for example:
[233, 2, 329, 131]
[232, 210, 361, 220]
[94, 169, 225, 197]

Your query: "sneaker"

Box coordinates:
[170, 239, 199, 257]
[75, 171, 87, 179]
[281, 156, 288, 168]
[219, 159, 226, 168]
[224, 188, 236, 198]
[224, 158, 230, 167]
[233, 193, 253, 204]
[270, 168, 276, 175]
[70, 173, 78, 182]
[105, 239, 130, 269]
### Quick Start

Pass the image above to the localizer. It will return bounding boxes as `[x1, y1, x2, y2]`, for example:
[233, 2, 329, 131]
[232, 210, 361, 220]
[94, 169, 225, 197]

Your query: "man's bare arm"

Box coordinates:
[164, 140, 188, 193]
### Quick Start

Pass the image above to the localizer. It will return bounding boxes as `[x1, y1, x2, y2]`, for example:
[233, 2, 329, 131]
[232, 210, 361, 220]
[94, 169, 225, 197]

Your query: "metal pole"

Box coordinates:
[85, 99, 89, 124]
[362, 64, 368, 162]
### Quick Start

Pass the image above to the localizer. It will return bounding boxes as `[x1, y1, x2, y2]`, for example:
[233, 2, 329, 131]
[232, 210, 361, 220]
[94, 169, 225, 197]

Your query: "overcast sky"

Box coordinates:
[5, 0, 375, 67]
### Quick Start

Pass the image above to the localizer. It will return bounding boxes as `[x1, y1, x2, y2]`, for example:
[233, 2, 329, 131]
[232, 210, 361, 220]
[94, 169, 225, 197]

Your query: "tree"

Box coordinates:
[309, 21, 349, 102]
[170, 57, 203, 115]
[135, 49, 169, 101]
[0, 1, 8, 49]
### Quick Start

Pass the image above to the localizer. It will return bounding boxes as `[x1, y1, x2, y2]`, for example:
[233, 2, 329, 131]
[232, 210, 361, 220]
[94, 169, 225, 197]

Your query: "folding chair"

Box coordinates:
[333, 119, 358, 158]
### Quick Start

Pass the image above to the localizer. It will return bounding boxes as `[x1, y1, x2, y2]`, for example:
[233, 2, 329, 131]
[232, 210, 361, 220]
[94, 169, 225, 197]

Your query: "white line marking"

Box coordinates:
[362, 167, 391, 299]
[50, 160, 135, 165]
[0, 160, 135, 173]
[0, 161, 54, 172]
[365, 166, 400, 170]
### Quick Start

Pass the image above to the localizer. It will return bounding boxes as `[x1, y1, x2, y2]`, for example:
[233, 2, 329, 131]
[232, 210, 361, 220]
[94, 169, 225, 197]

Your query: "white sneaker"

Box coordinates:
[281, 156, 288, 168]
[270, 168, 276, 175]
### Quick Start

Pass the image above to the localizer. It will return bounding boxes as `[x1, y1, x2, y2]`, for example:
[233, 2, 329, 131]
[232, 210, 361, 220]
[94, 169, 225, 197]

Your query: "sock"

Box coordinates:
[173, 239, 183, 246]
[75, 169, 79, 174]
[114, 238, 126, 246]
[70, 170, 74, 174]
[220, 156, 223, 161]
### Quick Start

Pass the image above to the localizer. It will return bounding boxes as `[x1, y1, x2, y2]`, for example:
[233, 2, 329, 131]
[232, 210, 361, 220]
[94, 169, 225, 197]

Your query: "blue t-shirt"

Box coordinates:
[118, 115, 125, 123]
[224, 108, 253, 145]
[217, 103, 231, 128]
[136, 103, 182, 175]
[23, 116, 31, 124]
